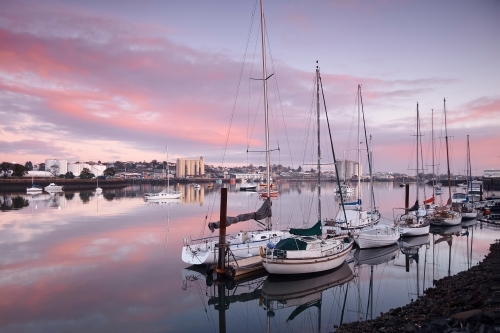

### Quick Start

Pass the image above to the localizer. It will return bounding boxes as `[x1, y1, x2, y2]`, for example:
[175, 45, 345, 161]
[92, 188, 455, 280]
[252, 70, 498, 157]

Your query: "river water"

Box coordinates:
[0, 181, 498, 333]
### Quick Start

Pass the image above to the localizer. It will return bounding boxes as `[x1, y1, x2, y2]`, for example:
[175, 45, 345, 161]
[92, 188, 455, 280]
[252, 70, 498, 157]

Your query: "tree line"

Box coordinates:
[0, 161, 116, 179]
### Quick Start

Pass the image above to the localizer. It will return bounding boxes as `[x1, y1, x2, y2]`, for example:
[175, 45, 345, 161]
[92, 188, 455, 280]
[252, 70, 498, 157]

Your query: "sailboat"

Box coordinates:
[260, 64, 354, 275]
[95, 166, 102, 193]
[430, 108, 443, 196]
[144, 146, 182, 200]
[181, 0, 289, 266]
[460, 135, 478, 220]
[429, 98, 462, 226]
[349, 86, 398, 249]
[396, 102, 430, 237]
[330, 85, 381, 230]
[26, 172, 42, 194]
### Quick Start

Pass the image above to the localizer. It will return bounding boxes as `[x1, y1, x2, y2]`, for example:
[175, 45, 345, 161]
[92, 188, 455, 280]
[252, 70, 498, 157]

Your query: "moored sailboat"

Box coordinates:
[260, 65, 354, 275]
[396, 102, 430, 237]
[181, 0, 289, 267]
[429, 98, 462, 226]
[144, 146, 182, 200]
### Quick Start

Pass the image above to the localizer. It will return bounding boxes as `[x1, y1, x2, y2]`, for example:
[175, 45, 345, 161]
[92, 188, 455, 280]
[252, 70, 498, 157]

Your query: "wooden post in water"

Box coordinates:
[216, 188, 228, 279]
[405, 184, 410, 214]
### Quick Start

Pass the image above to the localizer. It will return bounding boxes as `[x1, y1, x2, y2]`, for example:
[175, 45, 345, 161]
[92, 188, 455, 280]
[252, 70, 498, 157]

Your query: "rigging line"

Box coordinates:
[264, 25, 296, 169]
[319, 70, 349, 224]
[203, 1, 258, 238]
[247, 19, 264, 151]
[246, 18, 260, 149]
[359, 85, 376, 208]
[219, 0, 257, 168]
[419, 114, 427, 199]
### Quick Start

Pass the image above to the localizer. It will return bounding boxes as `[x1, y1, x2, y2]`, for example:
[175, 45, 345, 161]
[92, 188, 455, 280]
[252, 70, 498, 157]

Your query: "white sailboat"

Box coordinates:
[144, 146, 182, 200]
[352, 86, 399, 249]
[330, 85, 380, 230]
[26, 173, 42, 194]
[397, 102, 430, 237]
[429, 98, 462, 226]
[260, 65, 354, 275]
[460, 135, 478, 220]
[181, 0, 289, 266]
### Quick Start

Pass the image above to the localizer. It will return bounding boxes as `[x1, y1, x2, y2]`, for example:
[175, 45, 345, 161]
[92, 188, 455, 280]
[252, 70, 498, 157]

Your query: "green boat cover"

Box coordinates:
[289, 221, 322, 236]
[274, 238, 308, 251]
[287, 299, 322, 322]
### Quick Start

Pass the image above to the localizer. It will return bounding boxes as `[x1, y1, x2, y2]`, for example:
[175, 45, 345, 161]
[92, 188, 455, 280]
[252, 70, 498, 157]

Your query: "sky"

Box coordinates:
[0, 0, 499, 175]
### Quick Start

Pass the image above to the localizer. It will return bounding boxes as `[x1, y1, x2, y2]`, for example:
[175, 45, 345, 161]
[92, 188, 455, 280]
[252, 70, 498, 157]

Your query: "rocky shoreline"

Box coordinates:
[336, 239, 500, 332]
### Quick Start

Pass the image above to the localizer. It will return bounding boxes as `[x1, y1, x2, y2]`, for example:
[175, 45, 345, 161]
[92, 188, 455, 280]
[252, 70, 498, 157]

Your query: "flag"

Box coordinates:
[424, 197, 434, 204]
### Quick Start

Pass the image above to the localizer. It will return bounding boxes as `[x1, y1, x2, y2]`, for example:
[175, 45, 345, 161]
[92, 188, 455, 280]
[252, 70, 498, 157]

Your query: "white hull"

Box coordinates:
[398, 224, 430, 237]
[144, 189, 182, 200]
[181, 230, 289, 265]
[430, 211, 462, 226]
[240, 184, 257, 191]
[461, 211, 477, 220]
[261, 239, 353, 275]
[354, 225, 400, 249]
[44, 184, 63, 192]
[27, 187, 42, 194]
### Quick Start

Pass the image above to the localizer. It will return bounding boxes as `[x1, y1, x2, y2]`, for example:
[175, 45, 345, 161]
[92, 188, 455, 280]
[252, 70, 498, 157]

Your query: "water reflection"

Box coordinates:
[261, 262, 353, 331]
[0, 194, 29, 211]
[0, 183, 498, 333]
[353, 244, 399, 321]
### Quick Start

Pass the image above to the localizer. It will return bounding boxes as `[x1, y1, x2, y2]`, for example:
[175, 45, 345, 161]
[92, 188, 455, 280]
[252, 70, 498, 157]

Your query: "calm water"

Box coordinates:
[0, 181, 498, 333]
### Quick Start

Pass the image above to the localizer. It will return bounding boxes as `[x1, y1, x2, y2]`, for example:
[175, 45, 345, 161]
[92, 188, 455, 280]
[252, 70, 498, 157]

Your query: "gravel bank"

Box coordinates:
[336, 239, 500, 333]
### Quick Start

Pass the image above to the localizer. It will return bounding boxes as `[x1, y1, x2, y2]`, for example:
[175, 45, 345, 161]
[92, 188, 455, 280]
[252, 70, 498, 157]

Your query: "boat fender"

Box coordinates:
[343, 237, 350, 243]
[267, 242, 275, 249]
[267, 310, 275, 317]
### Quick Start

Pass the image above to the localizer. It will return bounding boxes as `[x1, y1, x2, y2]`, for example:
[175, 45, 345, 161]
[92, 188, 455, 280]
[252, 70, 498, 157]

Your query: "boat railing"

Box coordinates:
[183, 235, 218, 247]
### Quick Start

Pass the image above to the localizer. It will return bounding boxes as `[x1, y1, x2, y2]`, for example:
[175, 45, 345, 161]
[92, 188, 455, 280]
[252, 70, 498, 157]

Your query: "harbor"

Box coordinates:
[1, 181, 500, 332]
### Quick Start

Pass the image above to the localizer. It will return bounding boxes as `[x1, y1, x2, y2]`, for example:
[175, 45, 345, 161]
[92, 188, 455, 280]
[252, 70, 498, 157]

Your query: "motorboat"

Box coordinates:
[144, 188, 182, 200]
[44, 183, 63, 192]
[239, 181, 257, 191]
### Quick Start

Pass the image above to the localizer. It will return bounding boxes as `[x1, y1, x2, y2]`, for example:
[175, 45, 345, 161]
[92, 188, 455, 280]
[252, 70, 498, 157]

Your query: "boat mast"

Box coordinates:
[432, 109, 435, 197]
[357, 85, 361, 204]
[416, 103, 420, 204]
[444, 98, 452, 202]
[467, 135, 471, 201]
[316, 64, 321, 222]
[260, 0, 271, 227]
[166, 145, 169, 190]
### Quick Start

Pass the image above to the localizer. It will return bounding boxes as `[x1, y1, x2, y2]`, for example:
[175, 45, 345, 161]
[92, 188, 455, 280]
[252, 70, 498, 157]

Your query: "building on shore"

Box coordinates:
[67, 163, 106, 177]
[484, 169, 500, 178]
[45, 159, 68, 176]
[176, 157, 204, 178]
[24, 171, 54, 178]
[230, 173, 263, 181]
[335, 160, 361, 181]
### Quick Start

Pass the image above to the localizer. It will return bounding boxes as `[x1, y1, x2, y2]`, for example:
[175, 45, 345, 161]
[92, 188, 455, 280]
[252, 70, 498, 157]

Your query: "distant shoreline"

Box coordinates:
[0, 178, 128, 192]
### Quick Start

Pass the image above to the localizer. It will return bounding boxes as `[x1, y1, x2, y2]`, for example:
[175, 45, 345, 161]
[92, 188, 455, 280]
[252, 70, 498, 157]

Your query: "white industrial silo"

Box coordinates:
[345, 160, 354, 179]
[45, 159, 68, 176]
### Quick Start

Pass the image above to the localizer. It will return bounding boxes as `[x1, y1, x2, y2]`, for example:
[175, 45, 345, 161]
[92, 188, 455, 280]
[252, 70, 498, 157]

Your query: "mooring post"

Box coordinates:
[216, 187, 228, 279]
